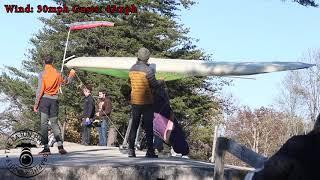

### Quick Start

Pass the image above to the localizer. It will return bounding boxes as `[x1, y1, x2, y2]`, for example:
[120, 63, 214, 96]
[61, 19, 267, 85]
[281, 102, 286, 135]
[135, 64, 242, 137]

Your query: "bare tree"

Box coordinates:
[282, 0, 319, 7]
[277, 49, 320, 123]
[224, 106, 305, 166]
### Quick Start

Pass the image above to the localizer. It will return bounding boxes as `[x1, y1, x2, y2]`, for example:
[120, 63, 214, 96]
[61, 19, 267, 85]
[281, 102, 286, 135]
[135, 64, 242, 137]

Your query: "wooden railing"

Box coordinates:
[213, 137, 268, 180]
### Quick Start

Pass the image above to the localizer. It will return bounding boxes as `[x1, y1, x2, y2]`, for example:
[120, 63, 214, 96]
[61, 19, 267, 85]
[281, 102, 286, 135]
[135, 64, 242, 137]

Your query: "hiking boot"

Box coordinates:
[128, 149, 136, 158]
[58, 145, 67, 155]
[38, 148, 51, 155]
[145, 149, 158, 158]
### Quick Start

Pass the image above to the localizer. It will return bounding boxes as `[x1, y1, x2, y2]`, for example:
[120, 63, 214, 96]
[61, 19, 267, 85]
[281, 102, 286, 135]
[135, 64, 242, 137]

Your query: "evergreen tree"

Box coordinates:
[0, 0, 229, 160]
[292, 0, 318, 7]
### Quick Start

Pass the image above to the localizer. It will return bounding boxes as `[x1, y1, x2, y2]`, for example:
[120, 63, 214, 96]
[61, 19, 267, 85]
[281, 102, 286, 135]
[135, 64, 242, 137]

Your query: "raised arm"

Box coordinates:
[146, 67, 160, 88]
[61, 69, 76, 85]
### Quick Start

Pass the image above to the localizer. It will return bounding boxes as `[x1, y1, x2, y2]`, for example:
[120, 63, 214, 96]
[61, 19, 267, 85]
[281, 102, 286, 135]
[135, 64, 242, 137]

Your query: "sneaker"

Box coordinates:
[145, 150, 158, 158]
[128, 149, 136, 158]
[38, 148, 51, 155]
[58, 145, 67, 155]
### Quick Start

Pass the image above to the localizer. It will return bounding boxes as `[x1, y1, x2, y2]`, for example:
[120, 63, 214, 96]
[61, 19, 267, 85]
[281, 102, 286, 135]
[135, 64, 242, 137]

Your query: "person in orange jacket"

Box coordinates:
[33, 56, 75, 155]
[128, 47, 161, 158]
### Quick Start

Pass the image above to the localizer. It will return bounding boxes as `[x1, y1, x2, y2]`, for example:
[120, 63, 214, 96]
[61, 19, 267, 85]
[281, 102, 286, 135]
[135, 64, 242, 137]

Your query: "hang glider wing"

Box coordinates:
[65, 57, 315, 81]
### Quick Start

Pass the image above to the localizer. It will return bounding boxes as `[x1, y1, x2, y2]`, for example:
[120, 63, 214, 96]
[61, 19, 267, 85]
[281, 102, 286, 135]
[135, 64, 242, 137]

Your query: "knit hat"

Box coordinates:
[137, 47, 150, 62]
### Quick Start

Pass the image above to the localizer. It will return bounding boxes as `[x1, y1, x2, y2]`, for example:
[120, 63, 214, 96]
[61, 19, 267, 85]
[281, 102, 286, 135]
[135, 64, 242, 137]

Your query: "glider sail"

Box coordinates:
[65, 57, 315, 81]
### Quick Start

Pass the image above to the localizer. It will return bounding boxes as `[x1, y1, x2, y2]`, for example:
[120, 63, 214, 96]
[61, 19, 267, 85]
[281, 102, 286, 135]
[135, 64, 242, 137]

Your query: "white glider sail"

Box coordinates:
[65, 57, 315, 81]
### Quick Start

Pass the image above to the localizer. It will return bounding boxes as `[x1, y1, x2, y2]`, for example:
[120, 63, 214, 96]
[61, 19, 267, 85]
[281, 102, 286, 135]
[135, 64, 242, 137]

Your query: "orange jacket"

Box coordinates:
[129, 61, 160, 105]
[34, 64, 75, 107]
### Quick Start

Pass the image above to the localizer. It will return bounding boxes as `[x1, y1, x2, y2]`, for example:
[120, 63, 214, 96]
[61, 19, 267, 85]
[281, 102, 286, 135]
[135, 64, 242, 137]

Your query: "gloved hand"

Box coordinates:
[158, 77, 165, 86]
[68, 69, 76, 78]
[85, 118, 92, 126]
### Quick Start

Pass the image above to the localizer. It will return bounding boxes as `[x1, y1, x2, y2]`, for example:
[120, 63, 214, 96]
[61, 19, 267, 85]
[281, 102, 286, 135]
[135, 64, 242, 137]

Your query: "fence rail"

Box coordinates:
[213, 137, 268, 180]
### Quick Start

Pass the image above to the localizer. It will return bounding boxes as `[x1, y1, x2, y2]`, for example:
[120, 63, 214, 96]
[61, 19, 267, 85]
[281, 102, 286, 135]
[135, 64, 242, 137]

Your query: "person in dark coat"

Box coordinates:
[246, 114, 320, 180]
[81, 85, 95, 145]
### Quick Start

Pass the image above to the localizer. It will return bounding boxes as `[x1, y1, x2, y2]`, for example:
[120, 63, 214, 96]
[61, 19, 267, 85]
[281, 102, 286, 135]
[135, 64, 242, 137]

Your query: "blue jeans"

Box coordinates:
[82, 119, 91, 145]
[98, 119, 108, 146]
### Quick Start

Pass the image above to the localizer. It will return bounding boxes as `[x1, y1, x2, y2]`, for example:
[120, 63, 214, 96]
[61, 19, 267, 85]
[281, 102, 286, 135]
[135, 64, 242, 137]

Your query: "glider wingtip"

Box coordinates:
[305, 63, 316, 68]
[297, 62, 316, 69]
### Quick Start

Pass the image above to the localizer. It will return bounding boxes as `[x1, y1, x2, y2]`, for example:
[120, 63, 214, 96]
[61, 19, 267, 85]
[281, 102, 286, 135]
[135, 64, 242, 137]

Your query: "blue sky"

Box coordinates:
[0, 0, 54, 68]
[178, 0, 320, 108]
[0, 0, 319, 109]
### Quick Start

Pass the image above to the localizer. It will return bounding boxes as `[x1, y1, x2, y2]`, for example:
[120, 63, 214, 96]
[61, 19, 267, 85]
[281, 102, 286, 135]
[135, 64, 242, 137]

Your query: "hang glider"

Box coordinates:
[65, 57, 315, 81]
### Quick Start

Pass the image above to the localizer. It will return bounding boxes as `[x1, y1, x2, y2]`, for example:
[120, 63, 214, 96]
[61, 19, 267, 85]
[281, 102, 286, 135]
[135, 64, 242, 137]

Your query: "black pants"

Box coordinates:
[128, 104, 154, 151]
[39, 97, 62, 147]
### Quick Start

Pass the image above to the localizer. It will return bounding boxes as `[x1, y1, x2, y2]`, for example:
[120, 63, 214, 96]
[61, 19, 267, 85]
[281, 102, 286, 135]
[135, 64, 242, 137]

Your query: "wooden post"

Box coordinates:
[211, 125, 218, 163]
[213, 137, 228, 180]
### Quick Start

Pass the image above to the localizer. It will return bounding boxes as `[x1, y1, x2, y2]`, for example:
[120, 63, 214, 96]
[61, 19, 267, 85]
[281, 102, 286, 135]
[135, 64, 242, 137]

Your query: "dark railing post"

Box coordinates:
[213, 137, 229, 180]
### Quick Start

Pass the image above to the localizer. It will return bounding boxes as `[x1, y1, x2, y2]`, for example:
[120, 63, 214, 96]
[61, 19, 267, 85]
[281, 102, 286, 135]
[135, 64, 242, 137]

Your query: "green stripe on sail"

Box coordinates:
[79, 67, 188, 81]
[80, 67, 129, 79]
